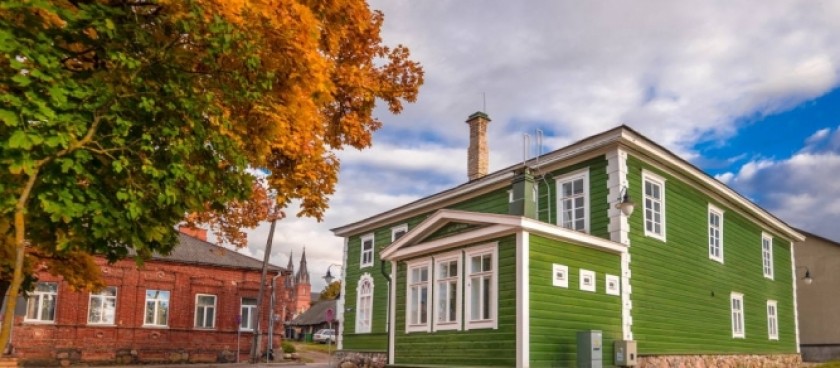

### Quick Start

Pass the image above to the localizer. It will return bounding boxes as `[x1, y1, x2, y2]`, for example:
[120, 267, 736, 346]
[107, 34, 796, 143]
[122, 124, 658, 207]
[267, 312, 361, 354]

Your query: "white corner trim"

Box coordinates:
[606, 148, 630, 245]
[790, 241, 801, 353]
[337, 237, 348, 350]
[389, 260, 397, 363]
[621, 252, 633, 340]
[516, 231, 530, 368]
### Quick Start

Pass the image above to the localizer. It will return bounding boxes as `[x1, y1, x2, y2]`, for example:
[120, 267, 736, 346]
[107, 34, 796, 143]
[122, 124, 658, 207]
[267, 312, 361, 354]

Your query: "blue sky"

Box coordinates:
[240, 1, 840, 291]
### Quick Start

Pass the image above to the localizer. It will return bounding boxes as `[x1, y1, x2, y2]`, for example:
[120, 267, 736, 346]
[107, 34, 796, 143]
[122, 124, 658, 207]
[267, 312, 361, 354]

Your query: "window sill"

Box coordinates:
[86, 323, 117, 327]
[465, 320, 495, 330]
[405, 325, 430, 333]
[23, 320, 55, 324]
[709, 256, 724, 264]
[142, 325, 169, 329]
[433, 322, 460, 332]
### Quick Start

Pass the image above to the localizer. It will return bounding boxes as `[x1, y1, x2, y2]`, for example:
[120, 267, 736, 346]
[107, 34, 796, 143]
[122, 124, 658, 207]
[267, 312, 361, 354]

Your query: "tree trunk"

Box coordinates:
[0, 209, 27, 356]
[250, 217, 277, 362]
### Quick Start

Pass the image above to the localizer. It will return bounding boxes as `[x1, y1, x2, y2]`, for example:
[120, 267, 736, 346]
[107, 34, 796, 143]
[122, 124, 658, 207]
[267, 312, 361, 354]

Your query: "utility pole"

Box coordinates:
[251, 215, 278, 362]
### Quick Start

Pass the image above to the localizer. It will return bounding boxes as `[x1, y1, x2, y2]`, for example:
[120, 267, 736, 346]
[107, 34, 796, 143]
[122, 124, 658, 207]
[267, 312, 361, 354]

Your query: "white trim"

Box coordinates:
[464, 243, 498, 330]
[619, 129, 804, 242]
[432, 250, 463, 332]
[405, 259, 432, 333]
[193, 293, 216, 329]
[516, 232, 530, 368]
[731, 292, 745, 338]
[552, 264, 569, 288]
[579, 269, 596, 292]
[641, 170, 667, 241]
[239, 297, 257, 331]
[791, 241, 801, 353]
[388, 260, 397, 364]
[708, 203, 725, 263]
[555, 168, 590, 233]
[605, 274, 620, 296]
[607, 148, 631, 245]
[762, 232, 774, 280]
[355, 273, 374, 333]
[360, 233, 375, 268]
[620, 252, 633, 340]
[383, 210, 627, 261]
[143, 289, 171, 327]
[333, 128, 803, 243]
[338, 237, 348, 350]
[391, 224, 408, 242]
[767, 299, 779, 340]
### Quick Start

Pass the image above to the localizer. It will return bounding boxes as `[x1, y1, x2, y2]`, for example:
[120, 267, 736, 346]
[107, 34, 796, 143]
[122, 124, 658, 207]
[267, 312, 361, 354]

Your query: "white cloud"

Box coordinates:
[235, 1, 840, 291]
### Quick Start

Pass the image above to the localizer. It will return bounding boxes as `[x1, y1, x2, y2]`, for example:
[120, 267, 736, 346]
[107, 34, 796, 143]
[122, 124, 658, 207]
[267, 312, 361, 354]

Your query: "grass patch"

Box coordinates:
[293, 341, 337, 354]
[815, 362, 840, 368]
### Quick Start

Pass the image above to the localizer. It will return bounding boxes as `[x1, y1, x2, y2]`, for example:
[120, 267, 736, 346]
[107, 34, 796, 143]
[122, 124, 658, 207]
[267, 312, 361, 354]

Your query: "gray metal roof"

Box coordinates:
[148, 233, 284, 272]
[288, 299, 337, 326]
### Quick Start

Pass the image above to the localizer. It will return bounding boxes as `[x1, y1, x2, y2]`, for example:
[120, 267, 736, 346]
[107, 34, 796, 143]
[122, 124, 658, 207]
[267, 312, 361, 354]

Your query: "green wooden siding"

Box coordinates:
[626, 155, 797, 354]
[535, 156, 610, 239]
[529, 234, 623, 367]
[342, 188, 509, 350]
[393, 235, 517, 366]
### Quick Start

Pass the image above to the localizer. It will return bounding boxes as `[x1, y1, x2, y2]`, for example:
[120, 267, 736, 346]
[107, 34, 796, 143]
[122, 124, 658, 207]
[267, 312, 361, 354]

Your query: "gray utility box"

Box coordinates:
[576, 330, 603, 368]
[614, 340, 637, 367]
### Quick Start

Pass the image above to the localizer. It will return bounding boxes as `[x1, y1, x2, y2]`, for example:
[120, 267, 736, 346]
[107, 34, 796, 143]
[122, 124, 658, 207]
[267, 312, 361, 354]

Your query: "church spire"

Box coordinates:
[296, 247, 310, 285]
[285, 250, 296, 288]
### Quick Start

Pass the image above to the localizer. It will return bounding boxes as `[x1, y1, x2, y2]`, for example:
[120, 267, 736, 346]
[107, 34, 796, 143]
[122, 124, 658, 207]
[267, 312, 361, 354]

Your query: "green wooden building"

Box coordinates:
[331, 113, 805, 368]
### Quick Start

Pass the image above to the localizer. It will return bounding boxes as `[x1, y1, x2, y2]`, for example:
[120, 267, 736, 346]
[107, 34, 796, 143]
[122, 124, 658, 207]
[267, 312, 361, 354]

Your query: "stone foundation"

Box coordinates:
[335, 350, 387, 368]
[638, 353, 802, 368]
[802, 344, 840, 362]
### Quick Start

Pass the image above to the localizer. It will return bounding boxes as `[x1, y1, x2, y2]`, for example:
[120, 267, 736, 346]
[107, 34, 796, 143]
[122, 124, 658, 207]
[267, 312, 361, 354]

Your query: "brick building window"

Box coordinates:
[240, 298, 258, 331]
[144, 290, 170, 327]
[25, 282, 58, 323]
[195, 294, 216, 329]
[88, 287, 117, 325]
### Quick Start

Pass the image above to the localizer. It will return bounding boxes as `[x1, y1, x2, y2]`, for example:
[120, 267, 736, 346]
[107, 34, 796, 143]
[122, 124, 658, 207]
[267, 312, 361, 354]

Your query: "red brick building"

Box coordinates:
[2, 230, 302, 366]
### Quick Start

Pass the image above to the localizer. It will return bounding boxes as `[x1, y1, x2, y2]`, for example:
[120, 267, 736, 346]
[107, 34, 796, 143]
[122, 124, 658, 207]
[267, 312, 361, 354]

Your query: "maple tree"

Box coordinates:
[0, 0, 422, 352]
[320, 280, 341, 301]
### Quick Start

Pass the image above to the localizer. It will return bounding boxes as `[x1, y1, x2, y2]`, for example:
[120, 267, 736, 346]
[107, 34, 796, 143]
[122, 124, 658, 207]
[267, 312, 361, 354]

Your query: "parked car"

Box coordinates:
[313, 329, 335, 344]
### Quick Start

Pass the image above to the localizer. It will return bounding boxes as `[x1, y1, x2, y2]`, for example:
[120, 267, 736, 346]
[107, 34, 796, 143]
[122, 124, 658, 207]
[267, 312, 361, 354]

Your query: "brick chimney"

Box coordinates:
[466, 112, 491, 181]
[178, 225, 207, 241]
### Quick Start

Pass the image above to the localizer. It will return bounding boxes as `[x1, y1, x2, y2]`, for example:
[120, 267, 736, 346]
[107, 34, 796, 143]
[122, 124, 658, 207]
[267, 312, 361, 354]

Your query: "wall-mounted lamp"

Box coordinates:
[323, 264, 343, 284]
[615, 186, 635, 217]
[797, 266, 813, 285]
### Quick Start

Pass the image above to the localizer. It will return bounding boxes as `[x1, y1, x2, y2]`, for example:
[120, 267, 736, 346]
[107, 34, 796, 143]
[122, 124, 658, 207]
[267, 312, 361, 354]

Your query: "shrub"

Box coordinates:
[281, 341, 296, 354]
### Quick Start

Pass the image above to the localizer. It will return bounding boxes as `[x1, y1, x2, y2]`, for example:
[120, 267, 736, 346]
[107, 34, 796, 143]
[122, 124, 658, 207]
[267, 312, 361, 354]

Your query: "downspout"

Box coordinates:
[380, 260, 392, 363]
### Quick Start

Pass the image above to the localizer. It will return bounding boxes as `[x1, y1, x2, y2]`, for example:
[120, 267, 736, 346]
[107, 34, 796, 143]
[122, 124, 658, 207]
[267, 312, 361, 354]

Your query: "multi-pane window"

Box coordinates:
[762, 233, 774, 279]
[391, 224, 408, 242]
[434, 255, 461, 331]
[643, 171, 666, 240]
[556, 170, 589, 232]
[240, 298, 257, 331]
[195, 294, 216, 329]
[466, 245, 496, 330]
[731, 292, 745, 338]
[407, 262, 431, 332]
[25, 282, 58, 323]
[144, 290, 170, 327]
[355, 274, 374, 333]
[360, 234, 374, 268]
[88, 287, 117, 325]
[708, 204, 724, 263]
[767, 300, 779, 340]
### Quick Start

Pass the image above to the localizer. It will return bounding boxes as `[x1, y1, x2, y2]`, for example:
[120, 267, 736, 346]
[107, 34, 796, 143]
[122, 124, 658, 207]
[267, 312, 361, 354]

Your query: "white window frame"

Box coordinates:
[25, 282, 58, 323]
[194, 294, 217, 329]
[552, 264, 569, 288]
[555, 169, 590, 233]
[464, 243, 498, 330]
[767, 300, 779, 340]
[433, 251, 462, 331]
[143, 289, 170, 327]
[580, 269, 596, 292]
[240, 297, 258, 331]
[731, 292, 745, 338]
[355, 273, 374, 334]
[360, 233, 374, 268]
[605, 274, 620, 296]
[642, 170, 667, 241]
[708, 204, 724, 263]
[762, 232, 774, 279]
[406, 259, 432, 333]
[88, 286, 117, 325]
[391, 224, 408, 242]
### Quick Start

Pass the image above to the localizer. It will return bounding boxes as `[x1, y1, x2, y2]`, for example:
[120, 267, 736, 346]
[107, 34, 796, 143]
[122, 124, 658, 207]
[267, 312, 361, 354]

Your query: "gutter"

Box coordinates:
[380, 260, 392, 364]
